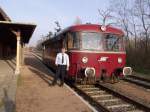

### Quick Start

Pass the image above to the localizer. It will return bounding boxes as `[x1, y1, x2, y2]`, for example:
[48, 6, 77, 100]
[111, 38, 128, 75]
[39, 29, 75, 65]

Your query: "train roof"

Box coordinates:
[57, 24, 124, 35]
[42, 24, 124, 45]
[70, 24, 124, 34]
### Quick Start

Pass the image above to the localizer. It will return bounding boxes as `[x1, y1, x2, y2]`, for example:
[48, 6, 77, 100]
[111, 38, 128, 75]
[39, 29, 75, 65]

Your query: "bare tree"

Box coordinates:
[47, 31, 53, 39]
[128, 9, 138, 49]
[134, 0, 150, 53]
[55, 21, 61, 32]
[98, 9, 113, 26]
[109, 0, 150, 72]
[109, 0, 132, 42]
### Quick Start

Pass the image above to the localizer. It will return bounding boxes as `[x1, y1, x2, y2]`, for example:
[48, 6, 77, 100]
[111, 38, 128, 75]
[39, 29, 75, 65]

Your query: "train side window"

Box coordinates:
[73, 32, 80, 49]
[67, 32, 80, 49]
[62, 34, 67, 49]
[67, 33, 73, 49]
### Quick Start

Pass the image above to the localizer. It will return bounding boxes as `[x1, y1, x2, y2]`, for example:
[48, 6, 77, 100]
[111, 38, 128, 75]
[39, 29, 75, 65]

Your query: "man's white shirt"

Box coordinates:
[55, 53, 69, 67]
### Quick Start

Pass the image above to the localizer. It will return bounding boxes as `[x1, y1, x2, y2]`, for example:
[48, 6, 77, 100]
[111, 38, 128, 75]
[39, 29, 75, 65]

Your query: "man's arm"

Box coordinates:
[66, 54, 69, 71]
[55, 54, 58, 66]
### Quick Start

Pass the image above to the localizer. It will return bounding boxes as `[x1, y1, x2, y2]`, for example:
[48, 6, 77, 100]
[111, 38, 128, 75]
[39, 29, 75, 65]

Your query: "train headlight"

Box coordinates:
[118, 57, 122, 63]
[85, 67, 95, 77]
[82, 57, 88, 63]
[101, 25, 106, 31]
[123, 67, 132, 75]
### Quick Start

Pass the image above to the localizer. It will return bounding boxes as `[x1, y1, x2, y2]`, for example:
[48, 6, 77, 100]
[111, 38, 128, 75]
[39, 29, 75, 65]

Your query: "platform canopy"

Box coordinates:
[0, 7, 36, 74]
[0, 21, 36, 43]
[0, 7, 11, 21]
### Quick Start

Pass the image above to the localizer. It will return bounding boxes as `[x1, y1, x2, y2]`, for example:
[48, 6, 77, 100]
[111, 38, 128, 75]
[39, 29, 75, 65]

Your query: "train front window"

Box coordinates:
[104, 34, 124, 51]
[80, 32, 103, 50]
[67, 32, 124, 51]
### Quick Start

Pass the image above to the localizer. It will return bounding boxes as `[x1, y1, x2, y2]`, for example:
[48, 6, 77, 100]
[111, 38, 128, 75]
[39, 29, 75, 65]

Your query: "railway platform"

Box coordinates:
[0, 59, 17, 112]
[15, 52, 93, 112]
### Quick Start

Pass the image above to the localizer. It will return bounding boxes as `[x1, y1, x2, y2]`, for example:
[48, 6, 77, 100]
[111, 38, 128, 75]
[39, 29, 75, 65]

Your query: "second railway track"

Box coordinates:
[123, 75, 150, 89]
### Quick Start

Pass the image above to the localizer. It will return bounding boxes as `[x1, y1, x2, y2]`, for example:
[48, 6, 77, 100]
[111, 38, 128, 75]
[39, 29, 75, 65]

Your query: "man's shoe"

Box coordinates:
[50, 82, 56, 86]
[59, 83, 64, 87]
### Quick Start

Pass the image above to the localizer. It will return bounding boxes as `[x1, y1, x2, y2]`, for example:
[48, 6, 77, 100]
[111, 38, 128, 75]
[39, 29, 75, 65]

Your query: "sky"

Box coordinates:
[0, 0, 110, 46]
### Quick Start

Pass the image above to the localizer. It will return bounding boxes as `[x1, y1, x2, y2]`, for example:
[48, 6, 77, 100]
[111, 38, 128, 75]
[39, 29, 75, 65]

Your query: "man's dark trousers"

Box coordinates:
[52, 65, 67, 85]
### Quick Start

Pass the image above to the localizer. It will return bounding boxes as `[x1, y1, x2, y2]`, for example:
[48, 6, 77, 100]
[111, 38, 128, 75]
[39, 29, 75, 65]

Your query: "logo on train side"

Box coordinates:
[98, 57, 109, 62]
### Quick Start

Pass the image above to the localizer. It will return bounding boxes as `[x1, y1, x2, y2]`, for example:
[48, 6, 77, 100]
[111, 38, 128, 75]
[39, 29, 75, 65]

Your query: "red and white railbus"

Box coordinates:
[42, 24, 129, 83]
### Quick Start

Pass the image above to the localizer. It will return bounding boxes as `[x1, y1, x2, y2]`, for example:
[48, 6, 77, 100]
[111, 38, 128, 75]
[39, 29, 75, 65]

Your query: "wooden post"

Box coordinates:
[13, 31, 21, 75]
[20, 43, 22, 66]
[21, 43, 25, 65]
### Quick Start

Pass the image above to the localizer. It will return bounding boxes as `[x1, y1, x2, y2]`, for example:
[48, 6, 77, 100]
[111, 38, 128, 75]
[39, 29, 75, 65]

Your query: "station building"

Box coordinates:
[0, 7, 36, 74]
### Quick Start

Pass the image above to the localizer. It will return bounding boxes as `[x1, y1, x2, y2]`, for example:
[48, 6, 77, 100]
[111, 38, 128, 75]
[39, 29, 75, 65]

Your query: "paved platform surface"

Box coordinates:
[0, 59, 17, 112]
[15, 52, 92, 112]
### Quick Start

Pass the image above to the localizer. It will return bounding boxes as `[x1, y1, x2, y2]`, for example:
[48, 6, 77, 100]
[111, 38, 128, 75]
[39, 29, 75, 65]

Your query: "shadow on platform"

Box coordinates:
[24, 56, 54, 84]
[4, 60, 15, 71]
[3, 88, 15, 112]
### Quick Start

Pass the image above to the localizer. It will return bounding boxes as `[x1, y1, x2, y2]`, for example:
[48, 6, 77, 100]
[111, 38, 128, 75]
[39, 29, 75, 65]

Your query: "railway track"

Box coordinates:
[73, 83, 149, 112]
[123, 75, 150, 89]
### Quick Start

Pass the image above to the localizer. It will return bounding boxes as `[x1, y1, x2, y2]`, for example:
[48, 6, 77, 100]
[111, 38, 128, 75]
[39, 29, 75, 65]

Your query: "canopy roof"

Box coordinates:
[0, 21, 36, 43]
[0, 7, 36, 44]
[0, 7, 11, 21]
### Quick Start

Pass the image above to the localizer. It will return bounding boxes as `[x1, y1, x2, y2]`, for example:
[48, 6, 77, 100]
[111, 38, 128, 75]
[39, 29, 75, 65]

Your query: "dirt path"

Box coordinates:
[15, 52, 92, 112]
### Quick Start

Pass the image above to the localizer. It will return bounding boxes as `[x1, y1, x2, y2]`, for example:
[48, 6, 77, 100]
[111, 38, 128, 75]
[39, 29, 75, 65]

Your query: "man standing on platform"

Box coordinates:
[52, 47, 69, 86]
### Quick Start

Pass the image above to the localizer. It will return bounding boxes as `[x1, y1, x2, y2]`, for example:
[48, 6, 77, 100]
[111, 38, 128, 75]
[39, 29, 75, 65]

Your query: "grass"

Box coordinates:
[126, 56, 150, 76]
[126, 60, 150, 75]
[127, 64, 150, 77]
[134, 67, 150, 75]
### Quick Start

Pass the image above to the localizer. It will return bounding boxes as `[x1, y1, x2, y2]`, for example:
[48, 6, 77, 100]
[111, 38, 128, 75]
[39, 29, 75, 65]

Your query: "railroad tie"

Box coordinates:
[98, 98, 121, 106]
[86, 90, 105, 95]
[91, 94, 113, 100]
[107, 103, 135, 111]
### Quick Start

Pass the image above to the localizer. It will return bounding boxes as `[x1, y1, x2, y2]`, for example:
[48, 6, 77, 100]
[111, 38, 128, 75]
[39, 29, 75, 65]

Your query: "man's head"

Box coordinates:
[61, 47, 66, 53]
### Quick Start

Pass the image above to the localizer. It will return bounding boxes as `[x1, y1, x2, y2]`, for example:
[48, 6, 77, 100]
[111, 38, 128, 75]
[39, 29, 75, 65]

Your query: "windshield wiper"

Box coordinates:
[111, 38, 120, 50]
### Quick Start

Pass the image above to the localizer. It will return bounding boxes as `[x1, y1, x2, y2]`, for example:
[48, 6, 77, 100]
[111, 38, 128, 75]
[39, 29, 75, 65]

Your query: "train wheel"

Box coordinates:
[99, 73, 108, 83]
[82, 77, 86, 85]
[100, 69, 109, 83]
[110, 73, 115, 83]
[111, 73, 119, 83]
[88, 76, 96, 84]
